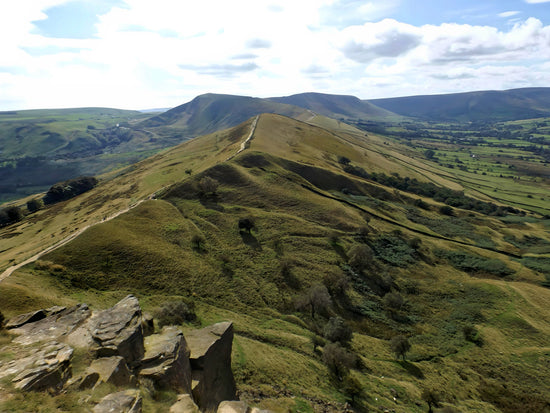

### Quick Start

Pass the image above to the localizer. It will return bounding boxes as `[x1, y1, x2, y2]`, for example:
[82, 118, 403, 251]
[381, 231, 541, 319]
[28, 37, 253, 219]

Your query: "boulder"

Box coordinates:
[90, 356, 135, 387]
[6, 306, 67, 329]
[185, 322, 236, 412]
[11, 341, 73, 392]
[217, 401, 249, 413]
[90, 295, 144, 366]
[11, 304, 91, 345]
[93, 390, 142, 413]
[169, 394, 200, 413]
[138, 326, 192, 393]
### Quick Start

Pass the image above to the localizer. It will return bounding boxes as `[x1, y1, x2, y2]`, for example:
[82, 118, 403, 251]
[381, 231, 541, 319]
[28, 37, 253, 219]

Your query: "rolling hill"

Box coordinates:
[369, 87, 550, 122]
[1, 113, 550, 412]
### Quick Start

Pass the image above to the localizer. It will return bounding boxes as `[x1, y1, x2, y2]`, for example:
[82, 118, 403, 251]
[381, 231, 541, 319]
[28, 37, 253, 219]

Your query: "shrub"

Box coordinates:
[342, 374, 363, 404]
[43, 176, 98, 205]
[295, 284, 331, 318]
[390, 335, 411, 360]
[26, 199, 43, 213]
[421, 388, 441, 413]
[238, 217, 255, 233]
[323, 317, 353, 345]
[462, 325, 483, 346]
[439, 205, 454, 216]
[337, 155, 351, 165]
[311, 335, 326, 353]
[191, 234, 206, 251]
[383, 292, 404, 310]
[154, 299, 197, 328]
[322, 342, 357, 378]
[0, 206, 23, 226]
[348, 244, 373, 271]
[436, 250, 513, 277]
[197, 176, 219, 195]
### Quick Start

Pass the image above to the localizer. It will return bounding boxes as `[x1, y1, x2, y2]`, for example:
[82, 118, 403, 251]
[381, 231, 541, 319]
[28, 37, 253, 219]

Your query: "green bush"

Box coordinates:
[436, 250, 513, 277]
[154, 300, 197, 328]
[372, 234, 416, 267]
[390, 335, 411, 360]
[322, 342, 357, 378]
[323, 317, 353, 345]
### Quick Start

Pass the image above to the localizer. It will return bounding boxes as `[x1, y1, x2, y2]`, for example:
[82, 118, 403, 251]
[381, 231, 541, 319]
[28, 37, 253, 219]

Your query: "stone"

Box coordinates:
[11, 341, 73, 392]
[6, 306, 67, 329]
[185, 322, 236, 412]
[11, 304, 91, 345]
[68, 371, 100, 390]
[141, 312, 155, 337]
[139, 326, 192, 393]
[169, 394, 200, 413]
[90, 295, 144, 366]
[217, 401, 249, 413]
[89, 356, 135, 387]
[93, 390, 142, 413]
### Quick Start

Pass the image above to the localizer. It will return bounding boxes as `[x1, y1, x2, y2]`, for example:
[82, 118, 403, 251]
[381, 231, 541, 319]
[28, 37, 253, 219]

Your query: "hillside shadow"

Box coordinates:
[199, 194, 225, 212]
[397, 360, 424, 379]
[240, 231, 262, 251]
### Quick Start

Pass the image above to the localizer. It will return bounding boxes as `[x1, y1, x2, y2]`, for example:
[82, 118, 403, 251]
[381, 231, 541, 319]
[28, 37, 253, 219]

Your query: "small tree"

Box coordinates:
[348, 244, 373, 271]
[324, 317, 353, 346]
[154, 300, 197, 328]
[439, 205, 454, 216]
[421, 388, 441, 413]
[295, 284, 331, 318]
[238, 217, 255, 233]
[27, 198, 43, 213]
[191, 234, 206, 251]
[6, 206, 23, 223]
[322, 342, 357, 379]
[424, 149, 436, 160]
[342, 374, 363, 404]
[198, 176, 219, 195]
[390, 335, 411, 360]
[337, 155, 351, 165]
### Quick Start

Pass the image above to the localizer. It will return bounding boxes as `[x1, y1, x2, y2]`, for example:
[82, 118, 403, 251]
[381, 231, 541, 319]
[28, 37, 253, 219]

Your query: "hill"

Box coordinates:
[369, 87, 550, 122]
[1, 113, 550, 412]
[268, 92, 399, 121]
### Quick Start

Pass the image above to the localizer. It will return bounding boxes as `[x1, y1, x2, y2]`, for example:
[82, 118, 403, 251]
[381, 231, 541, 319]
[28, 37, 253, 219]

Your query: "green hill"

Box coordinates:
[369, 87, 550, 122]
[1, 114, 550, 412]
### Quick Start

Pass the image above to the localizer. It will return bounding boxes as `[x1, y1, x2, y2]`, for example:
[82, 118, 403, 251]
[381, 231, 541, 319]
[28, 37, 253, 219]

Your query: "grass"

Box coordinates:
[1, 113, 550, 412]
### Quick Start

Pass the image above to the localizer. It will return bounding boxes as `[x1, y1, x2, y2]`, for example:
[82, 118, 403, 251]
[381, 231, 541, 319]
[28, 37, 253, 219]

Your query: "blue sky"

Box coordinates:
[1, 0, 549, 110]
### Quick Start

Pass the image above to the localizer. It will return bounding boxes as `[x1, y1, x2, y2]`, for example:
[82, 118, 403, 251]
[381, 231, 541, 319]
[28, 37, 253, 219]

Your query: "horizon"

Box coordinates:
[1, 0, 550, 111]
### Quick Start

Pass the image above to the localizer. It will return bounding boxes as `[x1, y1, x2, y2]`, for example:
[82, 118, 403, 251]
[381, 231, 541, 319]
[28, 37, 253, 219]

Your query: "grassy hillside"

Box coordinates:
[1, 114, 550, 412]
[268, 92, 399, 121]
[369, 87, 550, 122]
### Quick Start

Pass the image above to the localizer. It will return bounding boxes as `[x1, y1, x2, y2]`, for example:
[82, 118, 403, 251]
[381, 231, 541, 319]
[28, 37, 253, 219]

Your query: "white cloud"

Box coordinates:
[498, 11, 520, 18]
[524, 0, 550, 3]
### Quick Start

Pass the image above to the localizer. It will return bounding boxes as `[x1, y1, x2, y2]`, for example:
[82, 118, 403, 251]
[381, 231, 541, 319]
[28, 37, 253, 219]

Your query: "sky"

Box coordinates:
[1, 0, 550, 110]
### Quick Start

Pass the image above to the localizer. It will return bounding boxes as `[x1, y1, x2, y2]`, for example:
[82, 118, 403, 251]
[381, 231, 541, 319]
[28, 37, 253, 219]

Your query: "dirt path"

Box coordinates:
[0, 190, 162, 283]
[226, 115, 258, 161]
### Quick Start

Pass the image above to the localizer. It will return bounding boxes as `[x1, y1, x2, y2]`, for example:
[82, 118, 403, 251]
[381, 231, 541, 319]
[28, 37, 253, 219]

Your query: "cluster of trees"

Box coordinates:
[341, 164, 519, 215]
[43, 176, 98, 205]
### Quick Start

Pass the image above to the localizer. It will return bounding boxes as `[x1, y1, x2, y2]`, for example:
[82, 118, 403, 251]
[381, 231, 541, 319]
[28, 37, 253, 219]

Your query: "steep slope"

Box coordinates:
[1, 114, 550, 412]
[140, 93, 310, 136]
[369, 87, 550, 121]
[269, 92, 399, 120]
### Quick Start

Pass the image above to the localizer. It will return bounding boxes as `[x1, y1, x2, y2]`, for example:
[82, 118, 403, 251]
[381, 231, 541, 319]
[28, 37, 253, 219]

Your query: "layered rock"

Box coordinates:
[89, 295, 144, 366]
[139, 326, 192, 393]
[186, 322, 237, 412]
[5, 306, 66, 329]
[169, 394, 201, 413]
[11, 304, 91, 345]
[11, 341, 73, 392]
[93, 389, 142, 413]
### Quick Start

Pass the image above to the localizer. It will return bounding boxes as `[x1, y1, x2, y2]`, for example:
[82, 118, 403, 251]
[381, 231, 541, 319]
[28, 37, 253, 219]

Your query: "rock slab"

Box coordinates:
[186, 321, 237, 412]
[169, 394, 201, 413]
[139, 326, 192, 393]
[93, 390, 142, 413]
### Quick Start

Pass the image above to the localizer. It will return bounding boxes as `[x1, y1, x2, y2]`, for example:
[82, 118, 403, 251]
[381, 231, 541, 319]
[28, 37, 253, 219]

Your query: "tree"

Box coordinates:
[198, 176, 219, 195]
[295, 284, 331, 318]
[342, 374, 363, 404]
[322, 343, 357, 379]
[390, 335, 411, 360]
[421, 388, 441, 413]
[348, 244, 373, 271]
[238, 217, 255, 233]
[323, 317, 353, 346]
[154, 299, 197, 327]
[191, 234, 206, 251]
[2, 206, 23, 224]
[424, 149, 436, 159]
[337, 155, 351, 165]
[27, 198, 43, 213]
[439, 205, 454, 216]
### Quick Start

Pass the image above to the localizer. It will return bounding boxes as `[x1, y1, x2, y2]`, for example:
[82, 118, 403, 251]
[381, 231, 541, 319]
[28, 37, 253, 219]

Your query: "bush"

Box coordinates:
[421, 388, 441, 413]
[348, 244, 373, 271]
[462, 324, 483, 346]
[323, 317, 353, 345]
[439, 205, 454, 216]
[390, 335, 411, 360]
[43, 176, 98, 205]
[197, 176, 219, 195]
[295, 284, 331, 318]
[191, 234, 206, 251]
[337, 155, 351, 165]
[436, 250, 513, 277]
[27, 198, 43, 213]
[0, 206, 23, 226]
[238, 217, 255, 233]
[154, 300, 197, 328]
[322, 342, 357, 378]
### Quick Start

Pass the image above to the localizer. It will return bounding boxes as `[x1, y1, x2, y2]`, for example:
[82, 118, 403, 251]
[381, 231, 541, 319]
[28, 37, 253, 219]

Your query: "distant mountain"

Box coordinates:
[139, 93, 309, 136]
[268, 92, 398, 120]
[368, 87, 550, 122]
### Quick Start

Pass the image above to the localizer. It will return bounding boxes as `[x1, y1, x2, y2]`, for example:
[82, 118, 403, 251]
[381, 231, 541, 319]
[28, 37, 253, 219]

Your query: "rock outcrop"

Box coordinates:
[11, 304, 91, 345]
[11, 341, 73, 392]
[170, 394, 201, 413]
[0, 296, 257, 412]
[139, 326, 192, 393]
[90, 295, 145, 366]
[93, 389, 142, 413]
[186, 322, 237, 412]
